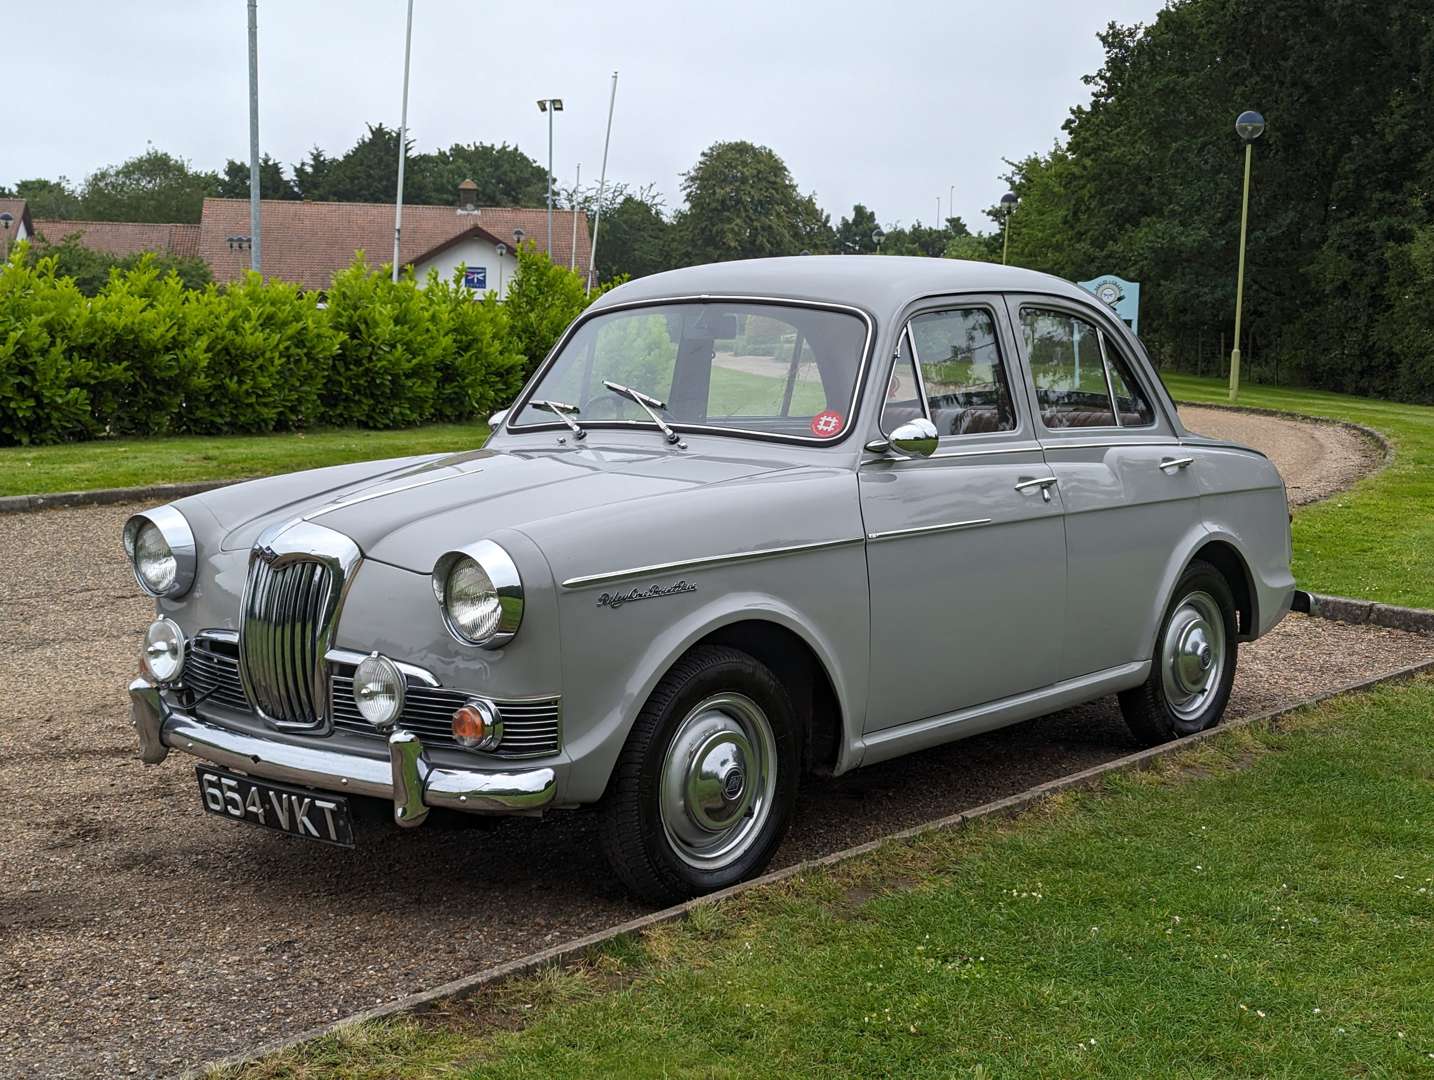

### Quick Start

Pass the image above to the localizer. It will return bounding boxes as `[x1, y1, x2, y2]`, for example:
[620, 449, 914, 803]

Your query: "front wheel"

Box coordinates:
[599, 645, 799, 905]
[1119, 559, 1238, 746]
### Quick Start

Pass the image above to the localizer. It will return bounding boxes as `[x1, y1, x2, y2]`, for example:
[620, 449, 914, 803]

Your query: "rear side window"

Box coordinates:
[1020, 308, 1153, 429]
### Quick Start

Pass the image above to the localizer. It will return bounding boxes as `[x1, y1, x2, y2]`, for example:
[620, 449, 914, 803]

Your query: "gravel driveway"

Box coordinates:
[0, 413, 1418, 1077]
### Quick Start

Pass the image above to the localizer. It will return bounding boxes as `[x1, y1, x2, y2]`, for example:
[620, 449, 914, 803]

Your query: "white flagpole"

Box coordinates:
[586, 71, 618, 295]
[391, 0, 414, 283]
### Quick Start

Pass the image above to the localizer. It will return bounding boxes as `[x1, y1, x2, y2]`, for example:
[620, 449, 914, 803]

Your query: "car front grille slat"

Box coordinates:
[329, 672, 562, 758]
[239, 557, 335, 729]
[185, 638, 252, 716]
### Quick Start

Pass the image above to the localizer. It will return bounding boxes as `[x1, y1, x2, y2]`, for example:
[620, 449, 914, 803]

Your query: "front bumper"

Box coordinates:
[130, 678, 556, 826]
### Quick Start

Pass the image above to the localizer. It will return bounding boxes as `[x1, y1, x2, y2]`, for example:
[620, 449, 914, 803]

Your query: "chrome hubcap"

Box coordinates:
[659, 693, 776, 870]
[1161, 590, 1226, 722]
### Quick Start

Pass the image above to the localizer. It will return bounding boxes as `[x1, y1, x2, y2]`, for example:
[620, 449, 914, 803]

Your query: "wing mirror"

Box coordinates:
[881, 418, 938, 458]
[488, 408, 508, 428]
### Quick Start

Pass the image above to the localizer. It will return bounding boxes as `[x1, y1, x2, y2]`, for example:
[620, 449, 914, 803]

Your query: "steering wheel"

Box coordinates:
[580, 391, 640, 421]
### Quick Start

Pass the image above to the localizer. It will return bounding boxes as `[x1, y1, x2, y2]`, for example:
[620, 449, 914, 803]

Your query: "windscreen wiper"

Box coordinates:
[603, 380, 683, 446]
[532, 399, 586, 440]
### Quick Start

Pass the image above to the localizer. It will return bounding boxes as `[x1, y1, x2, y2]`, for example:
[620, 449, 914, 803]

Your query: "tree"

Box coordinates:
[410, 142, 548, 207]
[78, 148, 220, 223]
[835, 204, 882, 253]
[592, 186, 671, 281]
[998, 0, 1434, 397]
[8, 178, 83, 219]
[291, 123, 406, 203]
[669, 141, 831, 264]
[216, 154, 299, 200]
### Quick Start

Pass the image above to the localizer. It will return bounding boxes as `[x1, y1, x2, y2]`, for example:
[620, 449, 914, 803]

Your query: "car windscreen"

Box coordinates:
[509, 301, 870, 443]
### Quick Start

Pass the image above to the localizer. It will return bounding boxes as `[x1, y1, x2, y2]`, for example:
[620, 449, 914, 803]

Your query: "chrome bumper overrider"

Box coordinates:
[129, 678, 556, 826]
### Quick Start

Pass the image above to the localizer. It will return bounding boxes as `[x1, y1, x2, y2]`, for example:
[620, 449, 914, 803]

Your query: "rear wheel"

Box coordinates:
[1119, 560, 1238, 746]
[599, 645, 799, 904]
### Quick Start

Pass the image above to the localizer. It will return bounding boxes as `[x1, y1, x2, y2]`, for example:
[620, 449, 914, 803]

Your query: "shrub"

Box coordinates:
[321, 256, 447, 428]
[79, 258, 196, 435]
[0, 244, 99, 444]
[425, 270, 528, 421]
[181, 273, 339, 433]
[502, 243, 623, 376]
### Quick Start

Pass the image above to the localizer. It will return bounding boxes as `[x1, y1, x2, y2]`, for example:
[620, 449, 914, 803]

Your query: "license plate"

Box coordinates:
[195, 766, 354, 847]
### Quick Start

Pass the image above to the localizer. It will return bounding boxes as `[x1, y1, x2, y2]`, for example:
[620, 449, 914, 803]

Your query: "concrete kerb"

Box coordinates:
[0, 478, 242, 514]
[188, 652, 1434, 1079]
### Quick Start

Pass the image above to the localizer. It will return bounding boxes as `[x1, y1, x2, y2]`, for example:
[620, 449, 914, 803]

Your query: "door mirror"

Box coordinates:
[488, 409, 508, 428]
[888, 418, 938, 458]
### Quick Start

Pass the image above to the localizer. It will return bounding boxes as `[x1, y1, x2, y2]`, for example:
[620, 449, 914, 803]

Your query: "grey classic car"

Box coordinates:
[127, 257, 1294, 903]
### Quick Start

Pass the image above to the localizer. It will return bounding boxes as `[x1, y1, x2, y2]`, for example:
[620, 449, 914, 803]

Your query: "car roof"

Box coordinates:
[590, 255, 1100, 316]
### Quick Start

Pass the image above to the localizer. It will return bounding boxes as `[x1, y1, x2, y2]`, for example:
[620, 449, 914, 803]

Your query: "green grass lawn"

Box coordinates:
[0, 424, 489, 497]
[232, 676, 1434, 1079]
[1164, 374, 1434, 609]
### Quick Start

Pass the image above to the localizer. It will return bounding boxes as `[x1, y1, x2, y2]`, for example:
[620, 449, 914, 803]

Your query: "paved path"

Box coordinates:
[0, 412, 1406, 1077]
[1178, 405, 1382, 507]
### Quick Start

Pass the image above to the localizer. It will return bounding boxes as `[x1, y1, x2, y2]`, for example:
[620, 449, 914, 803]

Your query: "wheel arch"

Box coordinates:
[692, 619, 845, 778]
[1187, 538, 1258, 641]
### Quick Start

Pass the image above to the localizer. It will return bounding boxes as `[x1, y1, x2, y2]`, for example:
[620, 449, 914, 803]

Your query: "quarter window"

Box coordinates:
[881, 307, 1017, 437]
[1020, 308, 1153, 428]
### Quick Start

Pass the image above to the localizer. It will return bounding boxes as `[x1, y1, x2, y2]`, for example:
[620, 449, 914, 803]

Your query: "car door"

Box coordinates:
[1005, 296, 1199, 680]
[860, 298, 1067, 733]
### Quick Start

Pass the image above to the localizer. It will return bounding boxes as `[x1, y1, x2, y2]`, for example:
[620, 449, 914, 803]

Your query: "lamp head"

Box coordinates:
[1235, 110, 1265, 143]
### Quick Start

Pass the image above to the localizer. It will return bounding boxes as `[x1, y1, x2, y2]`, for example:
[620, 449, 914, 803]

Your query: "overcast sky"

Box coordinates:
[9, 0, 1167, 231]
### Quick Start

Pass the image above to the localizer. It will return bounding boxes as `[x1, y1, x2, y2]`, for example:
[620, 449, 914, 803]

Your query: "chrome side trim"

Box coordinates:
[866, 518, 993, 542]
[1040, 439, 1183, 451]
[561, 536, 864, 590]
[863, 443, 1043, 464]
[324, 648, 441, 687]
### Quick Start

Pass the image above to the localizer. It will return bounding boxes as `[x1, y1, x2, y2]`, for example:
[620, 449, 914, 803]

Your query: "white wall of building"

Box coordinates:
[413, 234, 518, 299]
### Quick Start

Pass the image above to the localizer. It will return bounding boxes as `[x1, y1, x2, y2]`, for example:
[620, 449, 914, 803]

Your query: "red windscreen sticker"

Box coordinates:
[811, 410, 844, 438]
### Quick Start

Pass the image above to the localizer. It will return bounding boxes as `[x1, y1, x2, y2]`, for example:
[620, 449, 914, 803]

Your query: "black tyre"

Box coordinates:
[1119, 559, 1239, 746]
[599, 645, 800, 905]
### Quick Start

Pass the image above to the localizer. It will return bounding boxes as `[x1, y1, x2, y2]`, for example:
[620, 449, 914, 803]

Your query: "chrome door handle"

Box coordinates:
[1159, 456, 1195, 472]
[1015, 475, 1059, 502]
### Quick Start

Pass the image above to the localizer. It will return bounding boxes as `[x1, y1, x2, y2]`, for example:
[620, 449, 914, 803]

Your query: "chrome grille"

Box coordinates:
[239, 556, 335, 729]
[330, 671, 562, 758]
[184, 636, 251, 715]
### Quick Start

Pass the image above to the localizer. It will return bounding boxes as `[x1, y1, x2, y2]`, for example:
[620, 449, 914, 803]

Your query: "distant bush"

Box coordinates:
[0, 248, 98, 444]
[32, 234, 212, 296]
[0, 242, 586, 446]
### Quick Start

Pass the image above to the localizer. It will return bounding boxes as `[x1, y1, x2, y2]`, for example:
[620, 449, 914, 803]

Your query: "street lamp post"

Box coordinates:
[0, 212, 13, 263]
[537, 98, 563, 259]
[391, 0, 415, 283]
[495, 242, 508, 298]
[1000, 192, 1018, 264]
[1228, 109, 1265, 400]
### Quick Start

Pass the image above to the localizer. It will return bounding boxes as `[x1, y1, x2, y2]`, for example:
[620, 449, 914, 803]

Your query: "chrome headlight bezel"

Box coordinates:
[122, 506, 198, 599]
[432, 540, 524, 649]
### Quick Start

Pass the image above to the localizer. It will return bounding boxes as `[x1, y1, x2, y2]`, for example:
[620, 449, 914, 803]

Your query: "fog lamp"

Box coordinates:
[352, 653, 405, 729]
[452, 698, 503, 751]
[141, 617, 186, 684]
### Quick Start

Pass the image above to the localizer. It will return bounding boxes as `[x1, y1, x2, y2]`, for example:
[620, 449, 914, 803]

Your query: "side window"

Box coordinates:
[1102, 340, 1155, 426]
[879, 332, 924, 433]
[908, 308, 1017, 437]
[1021, 309, 1115, 428]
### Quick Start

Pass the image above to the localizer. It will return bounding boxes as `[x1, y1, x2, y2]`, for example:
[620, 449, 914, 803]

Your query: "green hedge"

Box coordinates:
[0, 241, 601, 446]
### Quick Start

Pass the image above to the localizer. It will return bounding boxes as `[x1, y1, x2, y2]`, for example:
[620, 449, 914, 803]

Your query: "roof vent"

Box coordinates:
[457, 179, 479, 214]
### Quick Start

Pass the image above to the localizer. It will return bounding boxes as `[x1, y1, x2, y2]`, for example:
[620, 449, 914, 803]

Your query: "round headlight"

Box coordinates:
[122, 506, 197, 598]
[352, 653, 405, 729]
[433, 541, 524, 648]
[141, 617, 186, 684]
